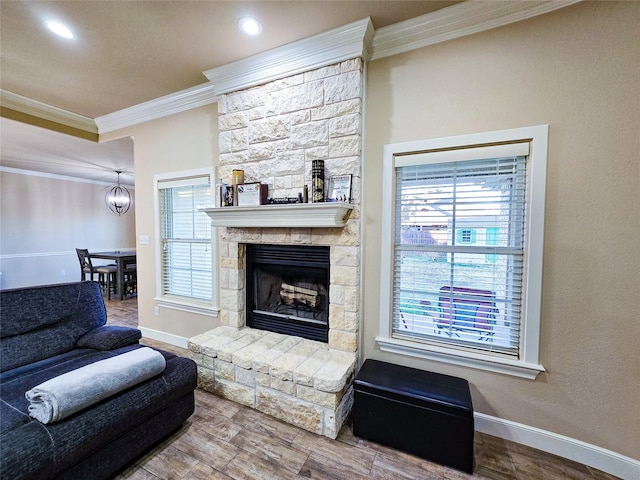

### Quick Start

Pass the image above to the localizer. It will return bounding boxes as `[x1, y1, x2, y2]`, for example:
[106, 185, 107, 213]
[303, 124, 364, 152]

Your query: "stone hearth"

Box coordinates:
[188, 326, 355, 438]
[189, 58, 363, 438]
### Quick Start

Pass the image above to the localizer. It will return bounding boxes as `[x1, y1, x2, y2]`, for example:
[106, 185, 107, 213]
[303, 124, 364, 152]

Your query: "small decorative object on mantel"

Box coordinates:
[312, 160, 325, 202]
[267, 197, 302, 204]
[223, 185, 234, 206]
[237, 183, 268, 206]
[215, 178, 224, 207]
[327, 174, 352, 203]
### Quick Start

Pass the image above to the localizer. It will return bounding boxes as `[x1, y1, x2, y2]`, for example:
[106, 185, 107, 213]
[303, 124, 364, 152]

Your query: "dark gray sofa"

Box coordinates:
[0, 281, 197, 480]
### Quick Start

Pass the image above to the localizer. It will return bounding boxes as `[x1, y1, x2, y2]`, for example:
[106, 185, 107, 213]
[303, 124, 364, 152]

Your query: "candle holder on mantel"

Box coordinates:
[231, 169, 244, 206]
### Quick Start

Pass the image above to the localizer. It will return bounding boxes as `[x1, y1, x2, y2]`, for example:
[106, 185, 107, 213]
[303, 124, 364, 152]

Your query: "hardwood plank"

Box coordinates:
[141, 337, 186, 356]
[223, 450, 301, 480]
[293, 428, 375, 475]
[444, 465, 514, 480]
[135, 443, 199, 480]
[114, 464, 161, 480]
[230, 404, 303, 444]
[298, 452, 373, 480]
[229, 426, 310, 474]
[473, 443, 517, 479]
[191, 409, 243, 442]
[183, 462, 235, 480]
[194, 388, 241, 419]
[510, 450, 595, 480]
[370, 450, 444, 480]
[334, 422, 360, 446]
[170, 421, 240, 471]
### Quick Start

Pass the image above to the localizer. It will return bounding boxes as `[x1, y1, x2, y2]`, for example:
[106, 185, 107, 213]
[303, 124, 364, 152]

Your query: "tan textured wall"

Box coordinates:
[101, 104, 220, 339]
[362, 2, 639, 458]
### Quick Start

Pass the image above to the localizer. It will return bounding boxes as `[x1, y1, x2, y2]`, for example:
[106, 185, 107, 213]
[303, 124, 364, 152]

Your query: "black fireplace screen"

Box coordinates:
[246, 244, 330, 342]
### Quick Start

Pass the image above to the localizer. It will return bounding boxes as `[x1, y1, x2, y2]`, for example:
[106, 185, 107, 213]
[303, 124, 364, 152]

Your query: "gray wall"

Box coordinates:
[0, 169, 136, 289]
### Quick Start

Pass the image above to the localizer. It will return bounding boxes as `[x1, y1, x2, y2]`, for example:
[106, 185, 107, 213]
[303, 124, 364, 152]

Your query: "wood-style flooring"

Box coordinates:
[104, 297, 620, 480]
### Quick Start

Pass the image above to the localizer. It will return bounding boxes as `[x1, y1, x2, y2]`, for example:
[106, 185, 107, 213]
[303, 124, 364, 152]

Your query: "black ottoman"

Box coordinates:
[353, 359, 474, 473]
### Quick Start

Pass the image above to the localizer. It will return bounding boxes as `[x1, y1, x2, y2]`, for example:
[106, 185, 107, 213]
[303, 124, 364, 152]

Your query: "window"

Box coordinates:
[458, 229, 475, 244]
[155, 169, 217, 313]
[378, 126, 548, 379]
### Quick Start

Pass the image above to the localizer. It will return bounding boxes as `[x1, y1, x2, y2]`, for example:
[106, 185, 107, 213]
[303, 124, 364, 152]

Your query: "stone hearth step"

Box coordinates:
[188, 326, 356, 439]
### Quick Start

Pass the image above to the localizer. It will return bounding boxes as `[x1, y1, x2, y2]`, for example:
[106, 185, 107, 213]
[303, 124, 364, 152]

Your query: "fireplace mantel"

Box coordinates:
[201, 202, 354, 228]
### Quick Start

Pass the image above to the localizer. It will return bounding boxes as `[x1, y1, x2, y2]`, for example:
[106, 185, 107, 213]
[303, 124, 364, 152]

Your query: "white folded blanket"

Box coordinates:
[25, 347, 166, 424]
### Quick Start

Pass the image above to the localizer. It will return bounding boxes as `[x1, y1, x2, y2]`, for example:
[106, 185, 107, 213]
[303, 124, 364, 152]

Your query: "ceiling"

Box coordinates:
[1, 1, 458, 118]
[0, 117, 135, 186]
[0, 1, 459, 183]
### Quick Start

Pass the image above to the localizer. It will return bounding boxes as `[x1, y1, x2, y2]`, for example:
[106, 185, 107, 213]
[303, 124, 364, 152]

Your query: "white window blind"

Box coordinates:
[158, 179, 212, 301]
[392, 150, 528, 357]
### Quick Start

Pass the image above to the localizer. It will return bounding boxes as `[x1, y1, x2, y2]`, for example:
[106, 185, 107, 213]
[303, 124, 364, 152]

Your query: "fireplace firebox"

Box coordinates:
[246, 244, 330, 342]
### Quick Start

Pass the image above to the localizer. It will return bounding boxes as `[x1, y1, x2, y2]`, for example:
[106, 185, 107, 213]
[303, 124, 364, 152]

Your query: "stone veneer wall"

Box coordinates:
[216, 58, 363, 353]
[189, 59, 364, 438]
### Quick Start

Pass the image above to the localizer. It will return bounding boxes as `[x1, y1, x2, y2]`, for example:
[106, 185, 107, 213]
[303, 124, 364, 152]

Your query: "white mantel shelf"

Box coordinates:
[201, 202, 354, 228]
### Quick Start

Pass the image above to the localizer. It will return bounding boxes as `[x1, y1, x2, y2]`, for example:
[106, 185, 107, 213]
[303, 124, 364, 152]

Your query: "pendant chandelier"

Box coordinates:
[105, 171, 131, 215]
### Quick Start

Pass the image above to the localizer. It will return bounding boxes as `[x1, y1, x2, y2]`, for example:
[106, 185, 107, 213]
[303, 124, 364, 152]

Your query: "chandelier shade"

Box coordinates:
[105, 171, 132, 215]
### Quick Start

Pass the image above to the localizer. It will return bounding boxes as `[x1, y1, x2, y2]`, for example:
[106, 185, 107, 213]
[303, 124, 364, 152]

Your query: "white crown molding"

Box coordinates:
[0, 90, 97, 134]
[371, 0, 582, 60]
[0, 165, 128, 187]
[95, 82, 218, 134]
[475, 413, 640, 480]
[203, 17, 374, 95]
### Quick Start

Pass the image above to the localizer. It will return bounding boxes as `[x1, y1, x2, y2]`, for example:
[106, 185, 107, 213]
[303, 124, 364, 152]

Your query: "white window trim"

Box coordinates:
[377, 125, 548, 379]
[153, 167, 218, 314]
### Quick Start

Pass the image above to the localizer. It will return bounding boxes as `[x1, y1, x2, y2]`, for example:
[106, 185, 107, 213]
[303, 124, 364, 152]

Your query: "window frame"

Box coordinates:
[154, 168, 218, 316]
[377, 126, 548, 379]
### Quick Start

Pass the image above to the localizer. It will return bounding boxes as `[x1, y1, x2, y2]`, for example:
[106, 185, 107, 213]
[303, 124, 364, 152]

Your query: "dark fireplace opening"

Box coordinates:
[246, 244, 330, 342]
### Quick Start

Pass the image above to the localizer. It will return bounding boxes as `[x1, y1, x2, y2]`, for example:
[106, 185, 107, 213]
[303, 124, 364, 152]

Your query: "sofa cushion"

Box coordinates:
[0, 282, 107, 372]
[1, 420, 55, 480]
[1, 323, 88, 374]
[0, 349, 102, 384]
[0, 399, 30, 434]
[76, 325, 141, 351]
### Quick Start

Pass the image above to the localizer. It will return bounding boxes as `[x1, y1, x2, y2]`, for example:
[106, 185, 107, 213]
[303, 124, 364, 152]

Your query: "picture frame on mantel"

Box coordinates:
[327, 174, 352, 203]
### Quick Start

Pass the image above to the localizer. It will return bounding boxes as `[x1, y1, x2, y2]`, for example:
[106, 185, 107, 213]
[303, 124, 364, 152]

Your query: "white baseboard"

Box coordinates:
[474, 412, 640, 480]
[139, 327, 188, 349]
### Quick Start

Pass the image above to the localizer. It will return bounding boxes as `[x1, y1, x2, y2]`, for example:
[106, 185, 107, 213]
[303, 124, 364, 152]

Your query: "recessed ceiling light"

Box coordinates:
[238, 17, 262, 36]
[45, 20, 75, 39]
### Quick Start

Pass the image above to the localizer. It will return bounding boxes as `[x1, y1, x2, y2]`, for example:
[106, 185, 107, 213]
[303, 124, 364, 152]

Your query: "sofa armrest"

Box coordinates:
[76, 326, 141, 351]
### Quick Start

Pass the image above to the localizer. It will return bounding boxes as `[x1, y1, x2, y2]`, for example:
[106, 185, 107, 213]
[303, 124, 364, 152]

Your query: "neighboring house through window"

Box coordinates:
[155, 168, 217, 315]
[378, 126, 548, 379]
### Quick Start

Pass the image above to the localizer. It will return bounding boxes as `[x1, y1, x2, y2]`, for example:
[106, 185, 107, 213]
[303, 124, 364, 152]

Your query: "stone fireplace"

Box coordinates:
[188, 58, 363, 438]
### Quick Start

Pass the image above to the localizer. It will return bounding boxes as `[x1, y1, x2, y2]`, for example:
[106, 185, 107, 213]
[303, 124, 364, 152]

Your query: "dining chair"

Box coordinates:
[122, 262, 137, 297]
[75, 248, 117, 300]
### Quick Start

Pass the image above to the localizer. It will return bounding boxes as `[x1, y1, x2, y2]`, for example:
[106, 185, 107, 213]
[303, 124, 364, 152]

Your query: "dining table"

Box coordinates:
[90, 250, 137, 300]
